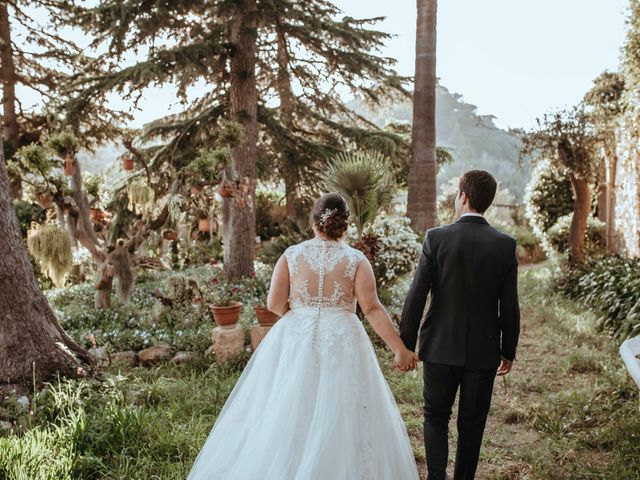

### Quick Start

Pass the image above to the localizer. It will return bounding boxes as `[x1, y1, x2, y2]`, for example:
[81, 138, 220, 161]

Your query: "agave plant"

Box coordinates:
[322, 150, 394, 240]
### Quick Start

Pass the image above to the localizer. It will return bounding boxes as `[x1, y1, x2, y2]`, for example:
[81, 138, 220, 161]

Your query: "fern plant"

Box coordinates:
[322, 150, 394, 240]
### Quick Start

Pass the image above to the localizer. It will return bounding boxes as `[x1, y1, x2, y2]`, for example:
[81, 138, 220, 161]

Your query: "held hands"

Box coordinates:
[394, 348, 419, 372]
[496, 356, 513, 376]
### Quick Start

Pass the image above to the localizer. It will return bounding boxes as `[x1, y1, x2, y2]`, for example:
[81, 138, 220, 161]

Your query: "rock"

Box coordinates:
[0, 421, 13, 433]
[211, 324, 245, 363]
[249, 324, 272, 351]
[110, 350, 138, 368]
[138, 344, 171, 366]
[171, 351, 198, 365]
[15, 395, 30, 411]
[89, 346, 110, 366]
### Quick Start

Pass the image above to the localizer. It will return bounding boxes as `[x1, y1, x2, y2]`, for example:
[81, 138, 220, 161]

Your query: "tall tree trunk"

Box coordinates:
[567, 172, 591, 265]
[596, 156, 607, 223]
[0, 134, 94, 385]
[604, 142, 618, 254]
[223, 0, 258, 280]
[277, 32, 299, 218]
[407, 0, 438, 233]
[0, 3, 18, 157]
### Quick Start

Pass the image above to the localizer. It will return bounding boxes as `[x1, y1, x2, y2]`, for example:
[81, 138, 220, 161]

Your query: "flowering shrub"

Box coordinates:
[201, 261, 248, 307]
[47, 268, 214, 352]
[346, 215, 420, 288]
[546, 214, 605, 258]
[556, 256, 640, 339]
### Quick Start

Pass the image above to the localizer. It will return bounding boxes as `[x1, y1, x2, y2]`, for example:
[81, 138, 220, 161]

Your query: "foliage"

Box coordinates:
[27, 224, 73, 288]
[547, 214, 605, 258]
[257, 232, 307, 266]
[47, 268, 220, 353]
[346, 215, 420, 289]
[322, 150, 394, 239]
[126, 178, 155, 216]
[201, 262, 249, 307]
[83, 173, 104, 200]
[255, 189, 287, 240]
[45, 131, 80, 158]
[524, 158, 574, 241]
[13, 200, 46, 235]
[556, 256, 640, 339]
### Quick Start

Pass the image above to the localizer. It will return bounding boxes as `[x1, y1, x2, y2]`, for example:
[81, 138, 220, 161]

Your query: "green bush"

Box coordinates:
[524, 158, 574, 234]
[255, 189, 287, 240]
[547, 214, 605, 258]
[556, 256, 640, 339]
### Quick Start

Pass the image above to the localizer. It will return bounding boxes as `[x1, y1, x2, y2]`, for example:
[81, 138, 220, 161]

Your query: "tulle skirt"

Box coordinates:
[187, 306, 419, 480]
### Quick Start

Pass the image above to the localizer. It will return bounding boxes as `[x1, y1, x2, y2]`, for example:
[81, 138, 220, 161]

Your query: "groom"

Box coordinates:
[400, 170, 520, 480]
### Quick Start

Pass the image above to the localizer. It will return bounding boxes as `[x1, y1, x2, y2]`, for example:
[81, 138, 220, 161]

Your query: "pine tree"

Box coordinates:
[59, 0, 410, 279]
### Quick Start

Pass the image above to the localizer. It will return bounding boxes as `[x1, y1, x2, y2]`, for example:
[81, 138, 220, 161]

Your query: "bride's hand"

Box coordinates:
[394, 348, 419, 372]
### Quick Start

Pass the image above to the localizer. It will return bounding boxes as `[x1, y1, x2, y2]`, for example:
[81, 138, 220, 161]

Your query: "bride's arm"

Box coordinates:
[354, 258, 418, 371]
[267, 255, 290, 316]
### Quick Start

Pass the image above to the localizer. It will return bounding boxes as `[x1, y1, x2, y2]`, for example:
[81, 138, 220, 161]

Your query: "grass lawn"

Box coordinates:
[1, 263, 639, 479]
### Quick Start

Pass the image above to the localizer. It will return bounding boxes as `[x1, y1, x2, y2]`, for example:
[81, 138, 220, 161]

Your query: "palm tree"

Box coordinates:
[407, 0, 438, 233]
[322, 150, 394, 240]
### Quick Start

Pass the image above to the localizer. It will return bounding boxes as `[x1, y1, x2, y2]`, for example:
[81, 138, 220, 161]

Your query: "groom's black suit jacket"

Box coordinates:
[400, 215, 520, 370]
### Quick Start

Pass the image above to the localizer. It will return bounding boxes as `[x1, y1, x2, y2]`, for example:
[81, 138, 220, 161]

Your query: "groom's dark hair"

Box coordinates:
[459, 170, 497, 213]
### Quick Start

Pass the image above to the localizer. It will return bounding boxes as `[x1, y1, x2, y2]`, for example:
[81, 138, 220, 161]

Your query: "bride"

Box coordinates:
[187, 193, 420, 479]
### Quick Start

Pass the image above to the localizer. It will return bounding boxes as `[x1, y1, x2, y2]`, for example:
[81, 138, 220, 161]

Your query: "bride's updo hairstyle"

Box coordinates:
[311, 193, 350, 240]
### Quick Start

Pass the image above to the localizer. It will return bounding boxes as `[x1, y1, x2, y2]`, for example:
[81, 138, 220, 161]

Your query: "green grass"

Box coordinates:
[1, 263, 640, 479]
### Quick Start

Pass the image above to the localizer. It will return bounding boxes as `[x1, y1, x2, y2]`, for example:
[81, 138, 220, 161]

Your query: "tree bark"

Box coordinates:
[223, 0, 258, 280]
[407, 0, 438, 233]
[0, 3, 18, 157]
[567, 172, 591, 265]
[0, 134, 94, 385]
[276, 31, 299, 218]
[604, 143, 618, 254]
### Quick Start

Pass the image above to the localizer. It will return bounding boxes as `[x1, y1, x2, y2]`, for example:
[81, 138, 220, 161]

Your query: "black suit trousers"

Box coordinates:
[423, 362, 497, 480]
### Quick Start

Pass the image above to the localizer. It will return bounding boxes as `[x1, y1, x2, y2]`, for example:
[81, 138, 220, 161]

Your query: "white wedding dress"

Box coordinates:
[187, 238, 419, 480]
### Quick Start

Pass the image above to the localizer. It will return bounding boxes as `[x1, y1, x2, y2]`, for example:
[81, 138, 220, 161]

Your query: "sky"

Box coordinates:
[16, 0, 631, 132]
[333, 0, 629, 130]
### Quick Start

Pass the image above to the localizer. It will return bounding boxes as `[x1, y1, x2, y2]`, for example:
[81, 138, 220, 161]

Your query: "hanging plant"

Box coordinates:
[27, 224, 73, 288]
[122, 156, 135, 171]
[127, 178, 155, 215]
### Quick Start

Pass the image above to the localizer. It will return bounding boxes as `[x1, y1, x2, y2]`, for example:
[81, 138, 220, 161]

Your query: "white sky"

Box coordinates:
[333, 0, 629, 130]
[16, 0, 631, 131]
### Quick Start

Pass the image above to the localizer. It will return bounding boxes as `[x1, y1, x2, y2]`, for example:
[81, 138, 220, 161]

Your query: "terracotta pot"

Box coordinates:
[198, 218, 210, 232]
[122, 157, 135, 171]
[90, 208, 102, 222]
[36, 192, 53, 209]
[254, 305, 279, 326]
[163, 229, 179, 241]
[218, 183, 234, 198]
[210, 301, 242, 326]
[64, 156, 74, 176]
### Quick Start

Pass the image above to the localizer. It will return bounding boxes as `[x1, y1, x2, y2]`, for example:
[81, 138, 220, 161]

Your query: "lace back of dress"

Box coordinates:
[285, 239, 363, 310]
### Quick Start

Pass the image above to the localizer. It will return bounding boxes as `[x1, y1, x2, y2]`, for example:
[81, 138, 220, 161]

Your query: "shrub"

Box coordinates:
[524, 158, 574, 244]
[547, 214, 605, 258]
[255, 189, 286, 240]
[556, 256, 640, 339]
[346, 215, 420, 288]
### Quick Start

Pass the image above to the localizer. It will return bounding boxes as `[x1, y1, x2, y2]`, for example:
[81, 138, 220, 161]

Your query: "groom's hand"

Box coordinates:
[394, 349, 419, 372]
[496, 356, 513, 376]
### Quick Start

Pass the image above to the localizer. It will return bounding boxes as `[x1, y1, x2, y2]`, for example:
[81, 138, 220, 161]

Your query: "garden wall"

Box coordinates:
[612, 126, 640, 257]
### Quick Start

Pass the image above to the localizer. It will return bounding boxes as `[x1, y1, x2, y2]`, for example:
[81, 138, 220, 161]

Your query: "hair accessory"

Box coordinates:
[319, 208, 337, 226]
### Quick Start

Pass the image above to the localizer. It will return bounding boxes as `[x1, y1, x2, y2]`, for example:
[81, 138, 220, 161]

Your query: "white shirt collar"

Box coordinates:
[461, 212, 484, 218]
